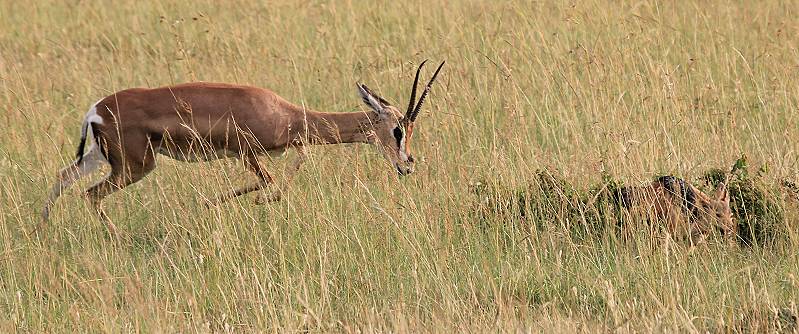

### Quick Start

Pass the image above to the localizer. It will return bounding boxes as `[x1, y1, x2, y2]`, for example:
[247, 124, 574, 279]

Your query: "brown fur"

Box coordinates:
[616, 176, 735, 243]
[41, 72, 442, 236]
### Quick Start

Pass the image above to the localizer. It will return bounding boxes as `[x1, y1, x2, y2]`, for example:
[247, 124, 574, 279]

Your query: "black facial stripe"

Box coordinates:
[393, 127, 403, 147]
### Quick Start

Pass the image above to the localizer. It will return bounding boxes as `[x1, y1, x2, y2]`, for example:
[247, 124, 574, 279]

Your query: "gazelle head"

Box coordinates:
[357, 60, 445, 176]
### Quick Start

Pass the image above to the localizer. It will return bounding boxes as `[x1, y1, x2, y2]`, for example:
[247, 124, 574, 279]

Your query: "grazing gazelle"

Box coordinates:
[614, 175, 736, 243]
[41, 60, 445, 235]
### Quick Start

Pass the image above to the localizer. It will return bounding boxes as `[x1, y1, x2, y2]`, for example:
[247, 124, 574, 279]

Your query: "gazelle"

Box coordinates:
[614, 175, 736, 243]
[41, 60, 445, 235]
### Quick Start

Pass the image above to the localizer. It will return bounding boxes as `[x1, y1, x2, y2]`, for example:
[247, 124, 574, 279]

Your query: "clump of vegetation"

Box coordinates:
[473, 156, 795, 247]
[470, 170, 578, 228]
[470, 169, 625, 241]
[724, 306, 798, 333]
[702, 155, 786, 247]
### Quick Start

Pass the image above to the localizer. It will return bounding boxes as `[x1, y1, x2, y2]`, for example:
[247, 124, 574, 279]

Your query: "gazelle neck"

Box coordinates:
[294, 108, 378, 145]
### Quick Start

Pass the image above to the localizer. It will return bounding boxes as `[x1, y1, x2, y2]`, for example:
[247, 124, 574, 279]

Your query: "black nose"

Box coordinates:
[408, 155, 415, 163]
[396, 166, 408, 176]
[395, 164, 414, 176]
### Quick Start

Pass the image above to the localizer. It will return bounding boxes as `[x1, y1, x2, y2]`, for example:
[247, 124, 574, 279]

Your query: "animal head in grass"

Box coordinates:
[615, 175, 734, 242]
[356, 60, 444, 176]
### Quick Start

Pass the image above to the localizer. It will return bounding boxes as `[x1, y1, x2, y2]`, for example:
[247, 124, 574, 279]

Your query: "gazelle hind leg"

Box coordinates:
[86, 169, 152, 237]
[85, 173, 124, 237]
[86, 158, 155, 237]
[39, 146, 106, 225]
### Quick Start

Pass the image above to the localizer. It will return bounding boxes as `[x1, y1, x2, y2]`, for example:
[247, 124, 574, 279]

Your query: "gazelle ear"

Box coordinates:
[357, 83, 391, 117]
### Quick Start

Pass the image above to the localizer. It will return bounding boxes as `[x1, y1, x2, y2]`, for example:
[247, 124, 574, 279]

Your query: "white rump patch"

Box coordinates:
[81, 99, 107, 162]
[85, 99, 105, 125]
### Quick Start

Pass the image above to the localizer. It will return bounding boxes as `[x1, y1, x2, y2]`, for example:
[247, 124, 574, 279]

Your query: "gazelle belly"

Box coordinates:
[158, 146, 240, 162]
[158, 145, 286, 162]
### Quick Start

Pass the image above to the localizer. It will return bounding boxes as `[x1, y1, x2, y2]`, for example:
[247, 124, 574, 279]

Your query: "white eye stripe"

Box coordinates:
[399, 137, 408, 160]
[392, 127, 403, 146]
[392, 126, 410, 160]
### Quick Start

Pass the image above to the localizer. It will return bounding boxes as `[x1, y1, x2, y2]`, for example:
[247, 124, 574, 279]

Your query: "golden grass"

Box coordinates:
[1, 0, 798, 332]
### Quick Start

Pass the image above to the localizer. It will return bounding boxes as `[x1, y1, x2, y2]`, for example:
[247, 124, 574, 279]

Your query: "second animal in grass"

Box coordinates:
[614, 175, 735, 242]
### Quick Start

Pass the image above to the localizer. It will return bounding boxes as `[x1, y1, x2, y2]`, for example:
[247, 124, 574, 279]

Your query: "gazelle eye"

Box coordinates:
[392, 127, 403, 147]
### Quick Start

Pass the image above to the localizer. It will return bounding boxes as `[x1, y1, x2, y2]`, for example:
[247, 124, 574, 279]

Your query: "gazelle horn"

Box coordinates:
[405, 59, 428, 121]
[408, 61, 445, 122]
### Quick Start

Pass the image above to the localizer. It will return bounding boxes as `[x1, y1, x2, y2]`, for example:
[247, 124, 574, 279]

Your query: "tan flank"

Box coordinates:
[615, 175, 735, 243]
[40, 61, 445, 236]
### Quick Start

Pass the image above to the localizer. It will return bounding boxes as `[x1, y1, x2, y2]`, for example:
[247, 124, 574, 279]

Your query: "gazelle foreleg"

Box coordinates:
[256, 146, 307, 204]
[212, 154, 275, 205]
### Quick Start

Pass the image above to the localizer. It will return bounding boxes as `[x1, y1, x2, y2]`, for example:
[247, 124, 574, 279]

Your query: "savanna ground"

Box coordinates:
[1, 1, 799, 332]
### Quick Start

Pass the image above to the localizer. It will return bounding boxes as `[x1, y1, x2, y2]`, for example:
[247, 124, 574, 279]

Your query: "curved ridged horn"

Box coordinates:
[409, 61, 445, 122]
[405, 60, 428, 120]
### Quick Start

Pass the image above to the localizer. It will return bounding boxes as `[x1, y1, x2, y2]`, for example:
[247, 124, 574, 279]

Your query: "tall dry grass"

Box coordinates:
[1, 0, 798, 332]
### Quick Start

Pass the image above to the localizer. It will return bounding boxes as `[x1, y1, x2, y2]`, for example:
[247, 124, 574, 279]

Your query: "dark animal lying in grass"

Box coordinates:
[614, 175, 735, 243]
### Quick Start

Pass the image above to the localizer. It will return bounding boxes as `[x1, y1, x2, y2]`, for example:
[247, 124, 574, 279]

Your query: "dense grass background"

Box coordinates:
[1, 1, 798, 332]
